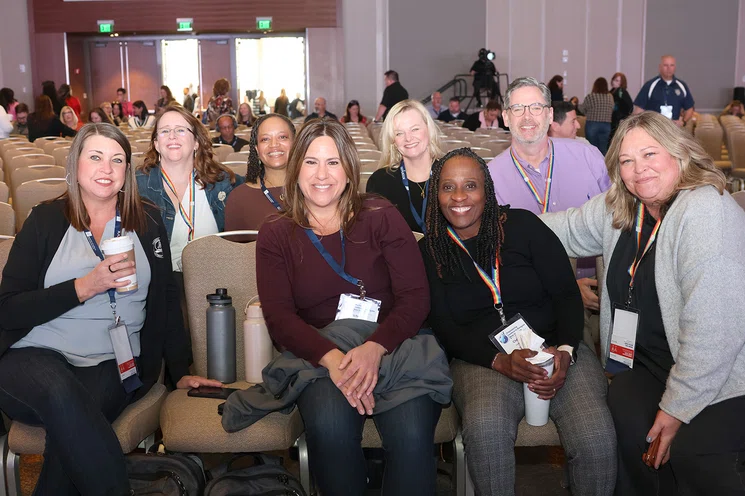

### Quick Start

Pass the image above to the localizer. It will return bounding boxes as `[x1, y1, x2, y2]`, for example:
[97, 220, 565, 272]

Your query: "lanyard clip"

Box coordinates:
[495, 304, 506, 326]
[626, 285, 634, 307]
[357, 281, 366, 300]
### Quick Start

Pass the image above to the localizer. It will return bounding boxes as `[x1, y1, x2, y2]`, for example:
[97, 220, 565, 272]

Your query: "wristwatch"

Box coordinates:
[557, 345, 577, 365]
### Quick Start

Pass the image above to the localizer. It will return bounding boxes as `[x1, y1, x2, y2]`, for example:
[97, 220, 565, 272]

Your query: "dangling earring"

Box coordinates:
[64, 173, 72, 186]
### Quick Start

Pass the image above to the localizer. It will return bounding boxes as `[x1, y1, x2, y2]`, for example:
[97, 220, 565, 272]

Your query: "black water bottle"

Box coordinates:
[206, 288, 236, 383]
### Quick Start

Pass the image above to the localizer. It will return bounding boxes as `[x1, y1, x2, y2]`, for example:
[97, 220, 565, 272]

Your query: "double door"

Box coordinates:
[89, 40, 160, 110]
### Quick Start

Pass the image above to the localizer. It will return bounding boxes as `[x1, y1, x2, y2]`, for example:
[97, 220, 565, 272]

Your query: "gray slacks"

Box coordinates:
[451, 342, 616, 496]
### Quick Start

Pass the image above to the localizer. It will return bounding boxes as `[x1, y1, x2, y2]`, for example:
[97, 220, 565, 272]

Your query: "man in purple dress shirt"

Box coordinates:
[487, 77, 611, 348]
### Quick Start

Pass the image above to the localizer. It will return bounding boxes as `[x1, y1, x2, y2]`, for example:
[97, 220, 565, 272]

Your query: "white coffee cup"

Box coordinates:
[523, 353, 555, 426]
[100, 236, 138, 295]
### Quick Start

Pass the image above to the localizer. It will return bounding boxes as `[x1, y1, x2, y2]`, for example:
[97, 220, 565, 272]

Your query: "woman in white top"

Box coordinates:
[129, 100, 156, 130]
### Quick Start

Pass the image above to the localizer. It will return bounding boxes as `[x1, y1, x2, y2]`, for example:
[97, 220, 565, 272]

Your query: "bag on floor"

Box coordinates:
[126, 448, 206, 495]
[205, 453, 306, 496]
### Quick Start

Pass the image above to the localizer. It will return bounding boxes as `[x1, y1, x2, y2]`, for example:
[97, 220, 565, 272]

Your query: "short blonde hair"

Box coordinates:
[378, 99, 444, 170]
[605, 111, 726, 230]
[60, 106, 78, 128]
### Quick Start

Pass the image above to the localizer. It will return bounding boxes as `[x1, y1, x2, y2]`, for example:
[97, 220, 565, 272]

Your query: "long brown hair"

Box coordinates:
[605, 112, 726, 230]
[63, 123, 147, 233]
[591, 77, 610, 94]
[139, 104, 236, 186]
[34, 95, 55, 121]
[283, 118, 364, 233]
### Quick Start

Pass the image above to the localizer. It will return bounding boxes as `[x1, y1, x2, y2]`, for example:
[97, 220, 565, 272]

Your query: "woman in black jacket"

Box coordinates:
[0, 123, 219, 495]
[610, 72, 633, 143]
[27, 95, 77, 142]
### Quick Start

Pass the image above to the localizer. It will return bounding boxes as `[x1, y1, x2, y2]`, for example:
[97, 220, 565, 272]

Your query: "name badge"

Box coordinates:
[660, 105, 673, 119]
[488, 313, 543, 354]
[606, 303, 639, 374]
[335, 293, 382, 323]
[108, 319, 138, 382]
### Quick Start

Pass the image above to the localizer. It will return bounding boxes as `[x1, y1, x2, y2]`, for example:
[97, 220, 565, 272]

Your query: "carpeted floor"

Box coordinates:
[19, 447, 569, 495]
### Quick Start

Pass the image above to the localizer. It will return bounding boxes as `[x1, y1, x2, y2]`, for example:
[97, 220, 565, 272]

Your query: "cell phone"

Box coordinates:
[187, 386, 239, 400]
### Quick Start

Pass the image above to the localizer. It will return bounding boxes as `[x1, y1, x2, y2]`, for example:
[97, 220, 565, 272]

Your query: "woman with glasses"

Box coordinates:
[136, 106, 243, 286]
[61, 105, 83, 131]
[340, 100, 368, 125]
[366, 99, 444, 234]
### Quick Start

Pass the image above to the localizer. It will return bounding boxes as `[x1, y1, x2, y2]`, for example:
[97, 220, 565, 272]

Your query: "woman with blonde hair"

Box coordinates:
[542, 111, 745, 494]
[366, 99, 444, 233]
[61, 105, 83, 131]
[721, 99, 745, 118]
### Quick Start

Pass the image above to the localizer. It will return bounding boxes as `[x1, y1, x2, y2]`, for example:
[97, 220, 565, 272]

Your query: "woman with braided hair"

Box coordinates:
[421, 147, 616, 495]
[224, 113, 296, 239]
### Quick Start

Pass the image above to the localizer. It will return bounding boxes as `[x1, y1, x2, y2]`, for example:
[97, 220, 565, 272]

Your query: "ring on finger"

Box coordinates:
[108, 264, 116, 273]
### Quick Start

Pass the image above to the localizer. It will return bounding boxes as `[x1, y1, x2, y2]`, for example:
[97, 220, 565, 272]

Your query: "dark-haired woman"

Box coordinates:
[421, 147, 616, 496]
[154, 85, 176, 115]
[58, 84, 82, 118]
[580, 78, 614, 155]
[547, 75, 564, 103]
[42, 80, 63, 116]
[0, 123, 218, 494]
[610, 72, 633, 142]
[129, 101, 155, 130]
[256, 118, 450, 496]
[224, 114, 295, 240]
[340, 100, 368, 125]
[112, 101, 126, 126]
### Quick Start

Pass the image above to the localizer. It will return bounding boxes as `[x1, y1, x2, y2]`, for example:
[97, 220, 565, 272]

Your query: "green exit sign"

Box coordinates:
[257, 17, 272, 30]
[177, 18, 193, 32]
[97, 20, 114, 33]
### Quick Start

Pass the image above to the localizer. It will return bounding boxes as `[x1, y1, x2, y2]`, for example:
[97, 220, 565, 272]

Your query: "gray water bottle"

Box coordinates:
[206, 288, 236, 383]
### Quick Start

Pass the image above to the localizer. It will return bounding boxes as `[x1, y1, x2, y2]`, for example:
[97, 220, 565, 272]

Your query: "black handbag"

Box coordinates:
[204, 453, 306, 496]
[126, 447, 206, 496]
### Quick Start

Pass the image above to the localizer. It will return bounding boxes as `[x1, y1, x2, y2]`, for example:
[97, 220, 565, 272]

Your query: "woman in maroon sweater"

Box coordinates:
[256, 119, 441, 495]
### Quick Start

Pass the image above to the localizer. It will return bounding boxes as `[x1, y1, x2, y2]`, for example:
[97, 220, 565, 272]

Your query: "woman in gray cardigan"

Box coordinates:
[542, 111, 745, 495]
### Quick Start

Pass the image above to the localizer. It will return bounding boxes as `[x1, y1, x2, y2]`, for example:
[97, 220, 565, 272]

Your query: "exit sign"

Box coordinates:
[177, 18, 193, 32]
[97, 20, 114, 34]
[256, 17, 272, 31]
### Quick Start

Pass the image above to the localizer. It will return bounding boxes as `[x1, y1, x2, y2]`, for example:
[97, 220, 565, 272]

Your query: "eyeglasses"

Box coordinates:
[507, 103, 549, 117]
[156, 126, 194, 139]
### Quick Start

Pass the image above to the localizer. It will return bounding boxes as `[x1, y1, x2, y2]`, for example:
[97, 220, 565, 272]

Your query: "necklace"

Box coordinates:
[413, 181, 426, 198]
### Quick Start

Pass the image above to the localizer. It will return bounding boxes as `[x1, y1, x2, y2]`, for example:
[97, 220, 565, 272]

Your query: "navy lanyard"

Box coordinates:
[84, 209, 122, 317]
[259, 176, 283, 211]
[304, 228, 366, 298]
[400, 161, 429, 234]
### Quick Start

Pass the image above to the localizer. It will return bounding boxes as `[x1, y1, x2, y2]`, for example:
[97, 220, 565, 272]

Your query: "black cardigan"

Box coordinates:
[420, 208, 583, 368]
[0, 200, 191, 400]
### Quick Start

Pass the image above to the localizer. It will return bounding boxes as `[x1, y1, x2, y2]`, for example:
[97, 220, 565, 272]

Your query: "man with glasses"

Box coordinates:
[488, 77, 610, 352]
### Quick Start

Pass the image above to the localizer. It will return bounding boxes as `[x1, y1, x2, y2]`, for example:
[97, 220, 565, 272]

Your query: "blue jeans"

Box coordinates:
[0, 347, 134, 496]
[296, 377, 442, 496]
[585, 121, 611, 156]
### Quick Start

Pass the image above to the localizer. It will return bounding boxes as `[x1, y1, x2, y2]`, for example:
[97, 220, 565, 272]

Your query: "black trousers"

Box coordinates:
[608, 363, 745, 495]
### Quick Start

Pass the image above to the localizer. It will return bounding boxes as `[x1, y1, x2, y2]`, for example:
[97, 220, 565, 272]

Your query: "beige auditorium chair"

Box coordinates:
[0, 182, 8, 203]
[359, 172, 373, 193]
[2, 147, 43, 166]
[13, 178, 67, 232]
[159, 236, 306, 487]
[358, 149, 382, 161]
[0, 202, 14, 235]
[40, 139, 70, 155]
[577, 115, 586, 137]
[11, 166, 66, 200]
[441, 140, 471, 153]
[131, 152, 146, 170]
[7, 154, 56, 186]
[469, 147, 493, 160]
[221, 161, 247, 176]
[32, 136, 63, 146]
[226, 151, 250, 163]
[52, 147, 71, 167]
[481, 140, 511, 157]
[359, 159, 379, 173]
[212, 143, 234, 163]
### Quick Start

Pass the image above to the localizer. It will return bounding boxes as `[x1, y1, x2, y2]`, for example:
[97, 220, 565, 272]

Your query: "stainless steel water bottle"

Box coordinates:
[206, 288, 236, 383]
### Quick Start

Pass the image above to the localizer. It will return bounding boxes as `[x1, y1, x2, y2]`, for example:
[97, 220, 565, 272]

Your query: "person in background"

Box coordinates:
[289, 93, 305, 119]
[547, 75, 564, 103]
[610, 72, 634, 143]
[634, 55, 694, 127]
[721, 100, 745, 118]
[256, 91, 268, 115]
[256, 118, 447, 496]
[437, 97, 468, 123]
[542, 111, 745, 495]
[0, 123, 218, 495]
[100, 101, 115, 123]
[0, 88, 18, 120]
[0, 91, 12, 139]
[462, 99, 506, 132]
[470, 49, 499, 107]
[27, 95, 76, 142]
[183, 88, 194, 113]
[224, 113, 296, 238]
[136, 105, 242, 290]
[116, 88, 134, 119]
[580, 78, 615, 155]
[58, 84, 82, 118]
[61, 106, 83, 131]
[236, 103, 256, 127]
[422, 148, 616, 496]
[89, 107, 114, 126]
[11, 103, 29, 137]
[425, 92, 447, 120]
[367, 99, 444, 233]
[129, 101, 155, 130]
[212, 114, 249, 152]
[112, 102, 126, 126]
[192, 87, 201, 118]
[304, 97, 338, 123]
[340, 100, 368, 125]
[273, 88, 289, 116]
[548, 101, 581, 141]
[570, 96, 583, 116]
[42, 81, 63, 116]
[154, 86, 176, 115]
[206, 78, 234, 125]
[375, 70, 409, 122]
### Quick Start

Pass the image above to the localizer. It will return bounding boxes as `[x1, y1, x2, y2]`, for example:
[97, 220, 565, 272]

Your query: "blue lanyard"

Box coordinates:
[304, 228, 366, 297]
[259, 176, 283, 211]
[400, 162, 429, 234]
[84, 209, 122, 317]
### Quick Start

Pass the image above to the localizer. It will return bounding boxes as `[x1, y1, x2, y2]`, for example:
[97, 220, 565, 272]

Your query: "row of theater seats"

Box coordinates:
[691, 113, 745, 190]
